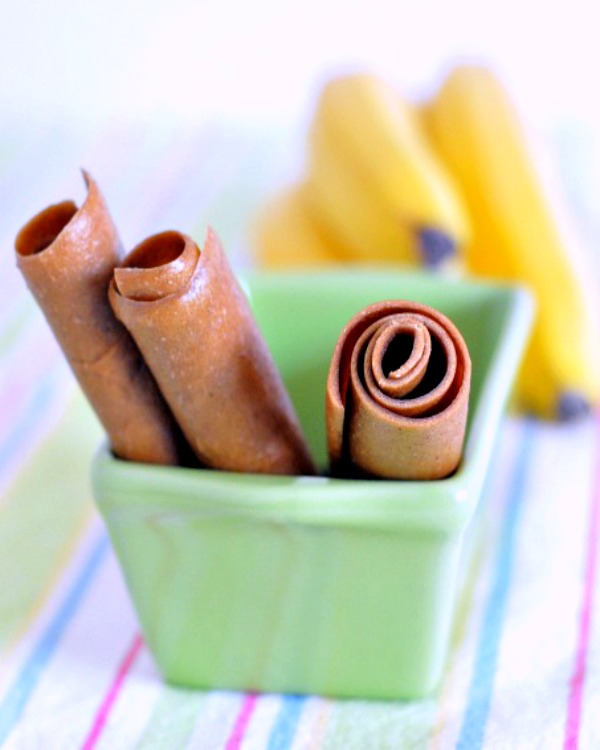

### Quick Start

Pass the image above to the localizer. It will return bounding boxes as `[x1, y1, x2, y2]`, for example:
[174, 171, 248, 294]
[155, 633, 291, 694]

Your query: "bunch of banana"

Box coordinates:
[422, 65, 600, 419]
[253, 72, 470, 270]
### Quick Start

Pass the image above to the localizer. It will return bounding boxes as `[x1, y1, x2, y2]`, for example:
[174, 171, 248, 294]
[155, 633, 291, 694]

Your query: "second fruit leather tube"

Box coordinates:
[109, 229, 317, 476]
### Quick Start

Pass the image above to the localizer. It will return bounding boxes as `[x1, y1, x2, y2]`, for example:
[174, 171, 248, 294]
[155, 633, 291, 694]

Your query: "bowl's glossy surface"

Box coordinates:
[92, 268, 533, 699]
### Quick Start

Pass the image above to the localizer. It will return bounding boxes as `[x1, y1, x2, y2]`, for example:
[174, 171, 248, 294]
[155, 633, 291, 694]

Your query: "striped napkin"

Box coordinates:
[1, 121, 598, 749]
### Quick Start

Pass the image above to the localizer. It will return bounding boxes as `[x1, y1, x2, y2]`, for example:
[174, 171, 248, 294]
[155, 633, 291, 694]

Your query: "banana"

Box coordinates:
[422, 64, 600, 419]
[306, 118, 415, 263]
[305, 72, 470, 268]
[252, 184, 348, 268]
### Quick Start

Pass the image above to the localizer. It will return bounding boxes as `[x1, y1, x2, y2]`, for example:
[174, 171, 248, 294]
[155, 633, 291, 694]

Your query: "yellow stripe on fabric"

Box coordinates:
[305, 701, 334, 750]
[0, 390, 102, 653]
[428, 526, 491, 748]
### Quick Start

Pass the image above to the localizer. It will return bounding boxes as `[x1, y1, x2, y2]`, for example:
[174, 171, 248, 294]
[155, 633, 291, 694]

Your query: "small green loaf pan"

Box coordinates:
[92, 269, 533, 700]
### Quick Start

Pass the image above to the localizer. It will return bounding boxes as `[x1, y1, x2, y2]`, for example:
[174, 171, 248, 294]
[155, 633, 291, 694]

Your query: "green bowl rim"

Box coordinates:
[92, 269, 534, 535]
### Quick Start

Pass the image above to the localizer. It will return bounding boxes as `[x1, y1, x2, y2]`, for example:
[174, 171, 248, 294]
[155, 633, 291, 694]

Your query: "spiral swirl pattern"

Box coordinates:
[326, 300, 471, 479]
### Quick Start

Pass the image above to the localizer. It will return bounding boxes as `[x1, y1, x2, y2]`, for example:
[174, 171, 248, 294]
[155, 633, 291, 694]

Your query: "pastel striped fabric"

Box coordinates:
[1, 121, 599, 749]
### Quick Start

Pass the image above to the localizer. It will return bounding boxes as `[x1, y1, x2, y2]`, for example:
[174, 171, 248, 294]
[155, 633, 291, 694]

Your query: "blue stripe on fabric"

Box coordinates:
[456, 419, 535, 750]
[266, 695, 308, 750]
[0, 533, 110, 746]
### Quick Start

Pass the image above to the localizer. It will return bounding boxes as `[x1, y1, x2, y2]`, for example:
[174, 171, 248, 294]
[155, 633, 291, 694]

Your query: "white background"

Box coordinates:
[1, 0, 599, 132]
[3, 0, 600, 271]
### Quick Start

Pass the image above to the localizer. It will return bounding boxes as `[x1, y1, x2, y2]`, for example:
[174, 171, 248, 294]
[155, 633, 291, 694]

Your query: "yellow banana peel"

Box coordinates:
[305, 120, 415, 263]
[422, 64, 600, 419]
[306, 72, 470, 268]
[252, 184, 347, 268]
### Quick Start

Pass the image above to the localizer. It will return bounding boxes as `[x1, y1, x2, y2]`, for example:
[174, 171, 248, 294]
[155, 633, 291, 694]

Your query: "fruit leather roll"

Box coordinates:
[15, 172, 185, 465]
[326, 301, 471, 479]
[109, 228, 317, 476]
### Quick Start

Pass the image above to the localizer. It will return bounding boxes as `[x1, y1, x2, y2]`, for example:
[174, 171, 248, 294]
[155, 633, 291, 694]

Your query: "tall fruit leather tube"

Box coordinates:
[422, 65, 600, 419]
[15, 171, 186, 465]
[109, 228, 317, 476]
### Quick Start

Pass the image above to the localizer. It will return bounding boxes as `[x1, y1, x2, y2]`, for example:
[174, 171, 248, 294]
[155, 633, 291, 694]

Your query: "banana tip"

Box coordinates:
[557, 391, 591, 422]
[418, 228, 457, 267]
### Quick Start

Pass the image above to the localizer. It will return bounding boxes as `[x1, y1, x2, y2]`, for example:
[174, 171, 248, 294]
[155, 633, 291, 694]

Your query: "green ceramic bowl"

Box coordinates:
[92, 269, 533, 700]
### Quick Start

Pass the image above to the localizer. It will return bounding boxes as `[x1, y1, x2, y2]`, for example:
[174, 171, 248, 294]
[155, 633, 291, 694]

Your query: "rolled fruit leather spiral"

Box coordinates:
[109, 228, 317, 477]
[326, 301, 471, 480]
[15, 171, 186, 465]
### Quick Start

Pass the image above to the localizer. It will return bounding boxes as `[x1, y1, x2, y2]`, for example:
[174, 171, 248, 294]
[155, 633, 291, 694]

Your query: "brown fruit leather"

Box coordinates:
[15, 172, 185, 465]
[326, 300, 471, 479]
[109, 228, 317, 476]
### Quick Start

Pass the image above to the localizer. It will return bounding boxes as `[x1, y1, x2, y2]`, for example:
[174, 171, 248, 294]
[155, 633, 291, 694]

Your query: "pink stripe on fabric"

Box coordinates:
[224, 693, 259, 750]
[81, 633, 144, 750]
[563, 412, 600, 750]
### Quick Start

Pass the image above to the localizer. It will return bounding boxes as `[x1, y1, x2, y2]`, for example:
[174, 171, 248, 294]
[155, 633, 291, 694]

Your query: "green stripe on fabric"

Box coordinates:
[319, 700, 422, 750]
[135, 687, 207, 750]
[0, 303, 37, 358]
[0, 390, 102, 650]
